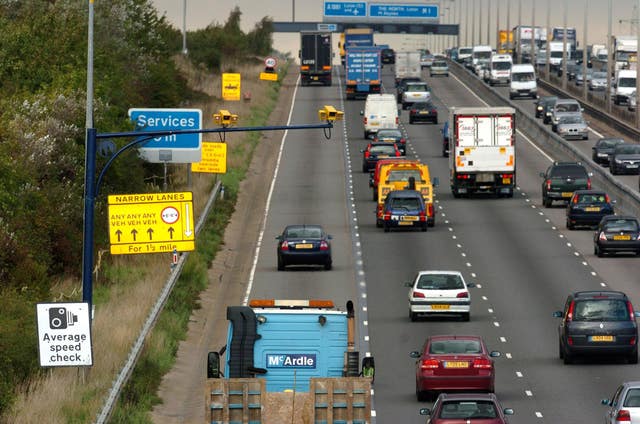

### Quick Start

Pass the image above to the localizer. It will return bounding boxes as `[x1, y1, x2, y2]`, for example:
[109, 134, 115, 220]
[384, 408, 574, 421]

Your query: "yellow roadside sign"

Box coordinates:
[191, 142, 227, 174]
[222, 73, 241, 101]
[108, 192, 195, 255]
[260, 72, 278, 81]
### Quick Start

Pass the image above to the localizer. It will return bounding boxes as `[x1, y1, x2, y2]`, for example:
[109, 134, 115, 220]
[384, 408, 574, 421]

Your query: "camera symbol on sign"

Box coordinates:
[49, 307, 78, 330]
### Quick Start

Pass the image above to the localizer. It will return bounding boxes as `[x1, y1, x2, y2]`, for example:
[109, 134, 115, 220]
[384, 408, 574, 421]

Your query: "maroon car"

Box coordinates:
[410, 335, 500, 401]
[419, 393, 514, 423]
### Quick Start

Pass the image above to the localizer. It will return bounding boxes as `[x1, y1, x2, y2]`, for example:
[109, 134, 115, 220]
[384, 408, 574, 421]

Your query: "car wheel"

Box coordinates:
[567, 219, 574, 230]
[372, 190, 377, 201]
[409, 310, 418, 322]
[416, 387, 428, 402]
[434, 119, 439, 125]
[584, 135, 589, 140]
[461, 312, 470, 322]
[362, 163, 368, 173]
[277, 256, 285, 271]
[383, 223, 390, 233]
[559, 341, 564, 359]
[629, 351, 639, 364]
[563, 346, 573, 364]
[409, 117, 414, 124]
[364, 131, 368, 139]
[543, 196, 552, 208]
[376, 219, 382, 228]
[324, 260, 332, 271]
[597, 246, 605, 258]
[421, 224, 427, 232]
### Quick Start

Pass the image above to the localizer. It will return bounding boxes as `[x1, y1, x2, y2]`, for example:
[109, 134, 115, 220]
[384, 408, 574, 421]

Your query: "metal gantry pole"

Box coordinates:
[583, 0, 588, 100]
[606, 0, 613, 111]
[636, 0, 640, 127]
[496, 0, 501, 51]
[562, 0, 568, 90]
[531, 0, 535, 66]
[487, 0, 492, 48]
[517, 0, 522, 63]
[546, 0, 551, 78]
[506, 0, 511, 56]
[472, 0, 476, 46]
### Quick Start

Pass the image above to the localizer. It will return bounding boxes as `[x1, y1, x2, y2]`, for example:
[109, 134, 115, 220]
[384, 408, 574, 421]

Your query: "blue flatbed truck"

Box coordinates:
[345, 47, 382, 100]
[205, 299, 374, 423]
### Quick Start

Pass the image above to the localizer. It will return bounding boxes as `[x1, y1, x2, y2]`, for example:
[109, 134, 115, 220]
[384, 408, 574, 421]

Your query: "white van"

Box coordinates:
[361, 93, 399, 139]
[471, 45, 493, 75]
[509, 64, 538, 99]
[613, 69, 636, 105]
[488, 54, 513, 86]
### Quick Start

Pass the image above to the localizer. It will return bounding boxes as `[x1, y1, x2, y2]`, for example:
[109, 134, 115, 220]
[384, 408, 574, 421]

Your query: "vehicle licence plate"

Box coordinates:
[378, 154, 389, 158]
[613, 235, 631, 240]
[585, 206, 601, 212]
[312, 76, 318, 80]
[444, 361, 469, 368]
[412, 93, 421, 97]
[401, 216, 418, 221]
[561, 192, 573, 198]
[431, 304, 450, 310]
[419, 111, 430, 115]
[590, 335, 614, 342]
[295, 243, 313, 249]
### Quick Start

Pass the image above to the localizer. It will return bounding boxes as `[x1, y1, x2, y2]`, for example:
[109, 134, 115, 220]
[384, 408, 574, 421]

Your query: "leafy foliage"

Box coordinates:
[0, 0, 273, 417]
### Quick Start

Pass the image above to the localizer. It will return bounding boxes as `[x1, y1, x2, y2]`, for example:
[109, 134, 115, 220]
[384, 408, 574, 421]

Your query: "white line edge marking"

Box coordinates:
[244, 74, 301, 305]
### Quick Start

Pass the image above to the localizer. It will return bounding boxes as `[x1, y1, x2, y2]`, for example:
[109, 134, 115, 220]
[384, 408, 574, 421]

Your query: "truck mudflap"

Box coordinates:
[451, 172, 515, 197]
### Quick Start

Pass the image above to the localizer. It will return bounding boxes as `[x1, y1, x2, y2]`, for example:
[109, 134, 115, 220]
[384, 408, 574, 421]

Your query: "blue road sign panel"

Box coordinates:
[369, 3, 438, 19]
[128, 108, 202, 163]
[324, 1, 367, 17]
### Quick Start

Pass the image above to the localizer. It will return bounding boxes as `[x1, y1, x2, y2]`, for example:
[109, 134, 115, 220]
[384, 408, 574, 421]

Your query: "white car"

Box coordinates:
[401, 81, 431, 110]
[405, 270, 475, 322]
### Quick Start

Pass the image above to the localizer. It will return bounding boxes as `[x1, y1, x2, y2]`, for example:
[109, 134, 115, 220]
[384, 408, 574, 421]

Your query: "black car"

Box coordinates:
[408, 101, 438, 124]
[591, 138, 625, 166]
[381, 190, 427, 232]
[609, 143, 640, 175]
[381, 48, 395, 64]
[566, 190, 614, 230]
[361, 142, 401, 172]
[276, 224, 332, 270]
[554, 290, 639, 364]
[542, 97, 558, 124]
[373, 128, 406, 155]
[441, 121, 450, 157]
[534, 95, 557, 119]
[396, 76, 422, 99]
[540, 161, 591, 208]
[594, 215, 640, 257]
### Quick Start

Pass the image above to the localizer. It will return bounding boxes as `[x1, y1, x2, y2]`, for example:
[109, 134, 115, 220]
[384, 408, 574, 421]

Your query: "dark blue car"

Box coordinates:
[276, 225, 332, 270]
[381, 190, 427, 232]
[566, 190, 615, 230]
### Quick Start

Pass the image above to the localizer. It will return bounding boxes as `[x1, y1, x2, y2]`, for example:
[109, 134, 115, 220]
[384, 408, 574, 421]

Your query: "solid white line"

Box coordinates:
[243, 75, 301, 305]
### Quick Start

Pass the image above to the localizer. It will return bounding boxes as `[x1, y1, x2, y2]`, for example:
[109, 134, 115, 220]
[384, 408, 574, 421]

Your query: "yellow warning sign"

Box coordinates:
[191, 142, 227, 174]
[107, 192, 195, 255]
[222, 73, 241, 101]
[260, 72, 278, 81]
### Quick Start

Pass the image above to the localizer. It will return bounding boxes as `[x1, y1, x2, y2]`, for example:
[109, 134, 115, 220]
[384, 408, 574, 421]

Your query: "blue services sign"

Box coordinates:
[266, 353, 317, 368]
[369, 3, 438, 19]
[324, 1, 367, 17]
[128, 108, 202, 163]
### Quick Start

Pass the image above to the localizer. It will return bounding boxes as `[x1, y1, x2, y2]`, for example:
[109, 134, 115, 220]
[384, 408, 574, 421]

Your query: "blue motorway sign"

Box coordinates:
[128, 108, 202, 163]
[369, 3, 438, 19]
[324, 1, 367, 17]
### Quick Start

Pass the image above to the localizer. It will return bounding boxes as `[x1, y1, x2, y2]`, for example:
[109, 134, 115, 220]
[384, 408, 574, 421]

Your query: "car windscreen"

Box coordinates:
[603, 219, 639, 232]
[559, 116, 584, 124]
[474, 51, 492, 59]
[390, 197, 421, 210]
[492, 61, 511, 70]
[439, 401, 498, 419]
[619, 77, 637, 87]
[406, 83, 429, 92]
[512, 72, 535, 82]
[429, 340, 481, 354]
[573, 299, 630, 321]
[432, 61, 447, 67]
[370, 145, 396, 154]
[592, 72, 608, 79]
[599, 139, 624, 148]
[549, 165, 587, 178]
[556, 102, 581, 112]
[417, 273, 464, 290]
[576, 193, 607, 203]
[615, 145, 640, 154]
[387, 169, 423, 183]
[377, 130, 402, 139]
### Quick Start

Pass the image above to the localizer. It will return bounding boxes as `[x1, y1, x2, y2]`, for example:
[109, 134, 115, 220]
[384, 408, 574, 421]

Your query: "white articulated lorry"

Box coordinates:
[448, 107, 516, 198]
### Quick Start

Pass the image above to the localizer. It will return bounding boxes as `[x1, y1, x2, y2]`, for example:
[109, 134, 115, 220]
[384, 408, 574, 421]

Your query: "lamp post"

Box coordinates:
[606, 0, 613, 111]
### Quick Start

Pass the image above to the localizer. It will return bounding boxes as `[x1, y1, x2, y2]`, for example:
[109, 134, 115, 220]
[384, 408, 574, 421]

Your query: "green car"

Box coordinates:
[540, 162, 591, 208]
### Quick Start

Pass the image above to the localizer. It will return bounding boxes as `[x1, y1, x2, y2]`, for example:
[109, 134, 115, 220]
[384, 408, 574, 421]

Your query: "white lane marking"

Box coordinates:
[471, 272, 476, 277]
[525, 390, 533, 397]
[450, 72, 554, 162]
[601, 282, 607, 287]
[488, 308, 493, 313]
[536, 411, 544, 418]
[506, 353, 513, 359]
[589, 126, 605, 138]
[493, 321, 500, 327]
[591, 271, 597, 276]
[244, 74, 302, 304]
[516, 371, 523, 377]
[482, 296, 488, 301]
[465, 262, 472, 267]
[500, 337, 507, 342]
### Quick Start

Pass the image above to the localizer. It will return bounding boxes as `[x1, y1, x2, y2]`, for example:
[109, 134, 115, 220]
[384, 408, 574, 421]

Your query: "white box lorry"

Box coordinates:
[394, 51, 421, 86]
[448, 107, 516, 198]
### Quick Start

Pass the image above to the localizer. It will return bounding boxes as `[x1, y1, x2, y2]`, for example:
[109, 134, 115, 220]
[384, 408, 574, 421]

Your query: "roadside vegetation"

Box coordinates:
[0, 1, 276, 421]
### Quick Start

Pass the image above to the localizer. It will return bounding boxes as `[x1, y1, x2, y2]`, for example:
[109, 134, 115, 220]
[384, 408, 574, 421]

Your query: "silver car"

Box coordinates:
[575, 68, 593, 86]
[588, 71, 608, 91]
[556, 115, 589, 140]
[602, 381, 640, 423]
[430, 59, 449, 77]
[629, 90, 637, 111]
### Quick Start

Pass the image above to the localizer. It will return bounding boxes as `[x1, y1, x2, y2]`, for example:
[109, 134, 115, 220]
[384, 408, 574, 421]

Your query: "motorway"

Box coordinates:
[240, 60, 640, 424]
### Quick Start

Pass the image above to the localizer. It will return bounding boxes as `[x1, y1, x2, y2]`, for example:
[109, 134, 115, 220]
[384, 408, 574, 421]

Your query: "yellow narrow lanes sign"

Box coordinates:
[222, 73, 241, 101]
[108, 192, 195, 255]
[191, 142, 227, 173]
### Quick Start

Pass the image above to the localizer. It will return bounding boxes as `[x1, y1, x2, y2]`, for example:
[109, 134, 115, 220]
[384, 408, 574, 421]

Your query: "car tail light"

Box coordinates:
[599, 232, 607, 241]
[472, 358, 492, 369]
[605, 194, 611, 203]
[546, 179, 552, 190]
[410, 108, 417, 113]
[420, 359, 440, 369]
[383, 212, 391, 220]
[364, 151, 371, 158]
[627, 301, 635, 321]
[587, 178, 592, 189]
[457, 174, 471, 180]
[395, 116, 399, 125]
[280, 241, 289, 251]
[320, 241, 329, 251]
[457, 292, 469, 298]
[566, 301, 575, 322]
[364, 117, 368, 125]
[400, 138, 406, 144]
[572, 196, 579, 204]
[427, 203, 434, 217]
[631, 336, 637, 346]
[616, 410, 631, 421]
[395, 151, 401, 157]
[567, 336, 574, 346]
[412, 291, 425, 298]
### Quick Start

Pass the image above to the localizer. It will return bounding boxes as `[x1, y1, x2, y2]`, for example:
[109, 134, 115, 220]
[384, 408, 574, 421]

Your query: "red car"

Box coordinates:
[419, 393, 514, 423]
[410, 335, 500, 401]
[361, 142, 401, 173]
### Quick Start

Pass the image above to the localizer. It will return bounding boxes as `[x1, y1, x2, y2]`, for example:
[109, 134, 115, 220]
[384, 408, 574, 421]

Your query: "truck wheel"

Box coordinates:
[421, 224, 427, 232]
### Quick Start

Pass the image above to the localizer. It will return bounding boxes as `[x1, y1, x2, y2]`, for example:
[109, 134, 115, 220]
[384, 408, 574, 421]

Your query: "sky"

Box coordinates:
[150, 0, 640, 59]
